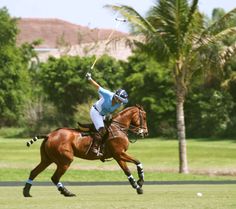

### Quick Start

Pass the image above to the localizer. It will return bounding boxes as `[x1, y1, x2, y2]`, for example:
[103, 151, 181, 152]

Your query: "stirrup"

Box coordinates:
[97, 152, 103, 157]
[96, 150, 103, 157]
[92, 148, 103, 157]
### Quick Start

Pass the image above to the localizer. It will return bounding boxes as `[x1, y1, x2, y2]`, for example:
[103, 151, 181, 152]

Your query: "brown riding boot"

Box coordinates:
[91, 127, 107, 157]
[91, 132, 103, 156]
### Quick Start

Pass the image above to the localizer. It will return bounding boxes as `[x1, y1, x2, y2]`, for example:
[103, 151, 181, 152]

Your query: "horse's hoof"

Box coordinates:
[58, 187, 76, 197]
[23, 190, 32, 197]
[65, 191, 76, 197]
[136, 187, 143, 195]
[64, 192, 76, 197]
[137, 179, 144, 188]
[23, 183, 32, 197]
[23, 189, 32, 197]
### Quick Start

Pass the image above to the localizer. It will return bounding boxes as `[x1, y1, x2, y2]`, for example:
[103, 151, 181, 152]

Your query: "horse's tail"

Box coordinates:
[26, 135, 48, 147]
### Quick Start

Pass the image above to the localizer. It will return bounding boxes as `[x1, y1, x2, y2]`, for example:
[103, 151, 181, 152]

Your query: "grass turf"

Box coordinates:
[0, 137, 236, 181]
[1, 185, 236, 209]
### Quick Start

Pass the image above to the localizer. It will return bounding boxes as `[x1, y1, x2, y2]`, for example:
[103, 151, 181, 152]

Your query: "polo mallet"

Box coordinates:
[90, 17, 127, 70]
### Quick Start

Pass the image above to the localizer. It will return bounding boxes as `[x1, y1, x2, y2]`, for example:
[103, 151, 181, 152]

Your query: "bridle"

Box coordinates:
[112, 107, 147, 138]
[129, 108, 147, 137]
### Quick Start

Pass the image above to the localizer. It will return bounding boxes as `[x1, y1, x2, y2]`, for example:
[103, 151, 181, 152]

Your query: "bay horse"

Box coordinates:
[23, 105, 148, 197]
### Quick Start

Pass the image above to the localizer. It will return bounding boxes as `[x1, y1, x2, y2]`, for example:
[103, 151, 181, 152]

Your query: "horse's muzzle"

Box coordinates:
[137, 128, 149, 138]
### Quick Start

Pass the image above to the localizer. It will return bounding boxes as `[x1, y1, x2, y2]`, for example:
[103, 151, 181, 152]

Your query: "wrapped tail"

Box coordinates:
[26, 135, 48, 147]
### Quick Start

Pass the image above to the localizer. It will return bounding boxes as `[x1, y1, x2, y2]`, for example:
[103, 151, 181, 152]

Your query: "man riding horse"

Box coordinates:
[23, 73, 148, 197]
[85, 72, 128, 156]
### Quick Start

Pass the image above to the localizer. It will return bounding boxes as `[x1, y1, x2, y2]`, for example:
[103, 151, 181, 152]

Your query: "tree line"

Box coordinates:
[0, 3, 236, 141]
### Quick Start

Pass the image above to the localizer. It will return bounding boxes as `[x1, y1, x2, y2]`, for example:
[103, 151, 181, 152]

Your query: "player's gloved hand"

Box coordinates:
[85, 72, 92, 80]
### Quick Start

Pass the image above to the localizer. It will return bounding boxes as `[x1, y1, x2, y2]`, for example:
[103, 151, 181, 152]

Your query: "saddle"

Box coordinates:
[77, 122, 110, 145]
[77, 122, 110, 161]
[77, 118, 112, 135]
[77, 122, 97, 135]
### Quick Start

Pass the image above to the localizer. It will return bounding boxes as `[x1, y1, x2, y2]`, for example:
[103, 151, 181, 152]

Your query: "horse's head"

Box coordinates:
[130, 105, 148, 138]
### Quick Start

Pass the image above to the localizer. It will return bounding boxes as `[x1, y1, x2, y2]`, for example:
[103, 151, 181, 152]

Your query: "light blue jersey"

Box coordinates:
[94, 87, 121, 116]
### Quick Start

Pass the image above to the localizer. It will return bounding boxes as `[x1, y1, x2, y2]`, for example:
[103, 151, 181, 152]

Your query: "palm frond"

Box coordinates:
[180, 0, 198, 36]
[150, 0, 200, 57]
[202, 8, 236, 34]
[187, 0, 199, 22]
[104, 4, 156, 33]
[105, 4, 171, 61]
[212, 27, 236, 44]
[194, 27, 236, 50]
[219, 43, 236, 66]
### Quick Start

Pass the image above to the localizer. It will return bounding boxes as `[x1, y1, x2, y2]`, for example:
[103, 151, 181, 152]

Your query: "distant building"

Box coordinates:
[17, 18, 134, 61]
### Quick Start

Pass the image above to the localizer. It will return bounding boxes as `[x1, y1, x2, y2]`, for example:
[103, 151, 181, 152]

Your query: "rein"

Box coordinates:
[111, 120, 140, 134]
[110, 107, 146, 141]
[110, 120, 137, 143]
[110, 120, 128, 134]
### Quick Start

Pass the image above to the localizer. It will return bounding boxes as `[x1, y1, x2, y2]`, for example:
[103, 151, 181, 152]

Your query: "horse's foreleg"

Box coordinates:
[118, 152, 145, 189]
[23, 161, 51, 197]
[136, 163, 144, 188]
[116, 159, 143, 195]
[51, 164, 75, 197]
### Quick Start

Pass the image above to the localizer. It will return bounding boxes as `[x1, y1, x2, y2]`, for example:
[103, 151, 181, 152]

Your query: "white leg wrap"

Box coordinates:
[137, 163, 144, 178]
[128, 175, 134, 179]
[57, 182, 64, 188]
[26, 179, 33, 185]
[137, 163, 143, 169]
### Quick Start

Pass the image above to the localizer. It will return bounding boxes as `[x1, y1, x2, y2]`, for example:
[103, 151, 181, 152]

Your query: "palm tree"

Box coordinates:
[106, 0, 236, 173]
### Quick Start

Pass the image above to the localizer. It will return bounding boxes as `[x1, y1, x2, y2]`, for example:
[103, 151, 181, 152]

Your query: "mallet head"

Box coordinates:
[115, 18, 127, 22]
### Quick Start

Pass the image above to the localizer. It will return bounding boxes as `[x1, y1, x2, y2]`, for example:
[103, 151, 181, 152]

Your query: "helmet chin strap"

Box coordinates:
[114, 95, 122, 104]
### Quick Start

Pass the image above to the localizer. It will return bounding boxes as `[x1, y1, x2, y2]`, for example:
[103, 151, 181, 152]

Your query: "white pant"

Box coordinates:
[90, 106, 105, 131]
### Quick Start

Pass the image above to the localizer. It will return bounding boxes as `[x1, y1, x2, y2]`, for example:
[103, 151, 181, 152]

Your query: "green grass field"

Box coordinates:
[0, 137, 236, 181]
[1, 136, 236, 209]
[1, 185, 236, 209]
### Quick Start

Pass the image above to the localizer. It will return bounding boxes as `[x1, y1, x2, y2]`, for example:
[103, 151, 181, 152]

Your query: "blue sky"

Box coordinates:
[0, 0, 235, 32]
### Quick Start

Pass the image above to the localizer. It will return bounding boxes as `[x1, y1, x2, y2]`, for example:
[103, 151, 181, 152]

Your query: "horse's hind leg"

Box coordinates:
[23, 140, 51, 197]
[51, 163, 75, 197]
[23, 160, 51, 197]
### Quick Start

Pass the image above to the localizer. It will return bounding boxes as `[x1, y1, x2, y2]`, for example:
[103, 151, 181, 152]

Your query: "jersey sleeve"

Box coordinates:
[98, 87, 113, 99]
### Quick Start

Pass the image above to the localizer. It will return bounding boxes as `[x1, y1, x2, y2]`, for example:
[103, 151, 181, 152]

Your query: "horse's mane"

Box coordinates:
[113, 104, 144, 119]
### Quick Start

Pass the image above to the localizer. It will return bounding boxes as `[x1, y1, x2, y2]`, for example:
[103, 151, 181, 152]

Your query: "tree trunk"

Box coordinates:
[176, 85, 189, 174]
[175, 59, 189, 174]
